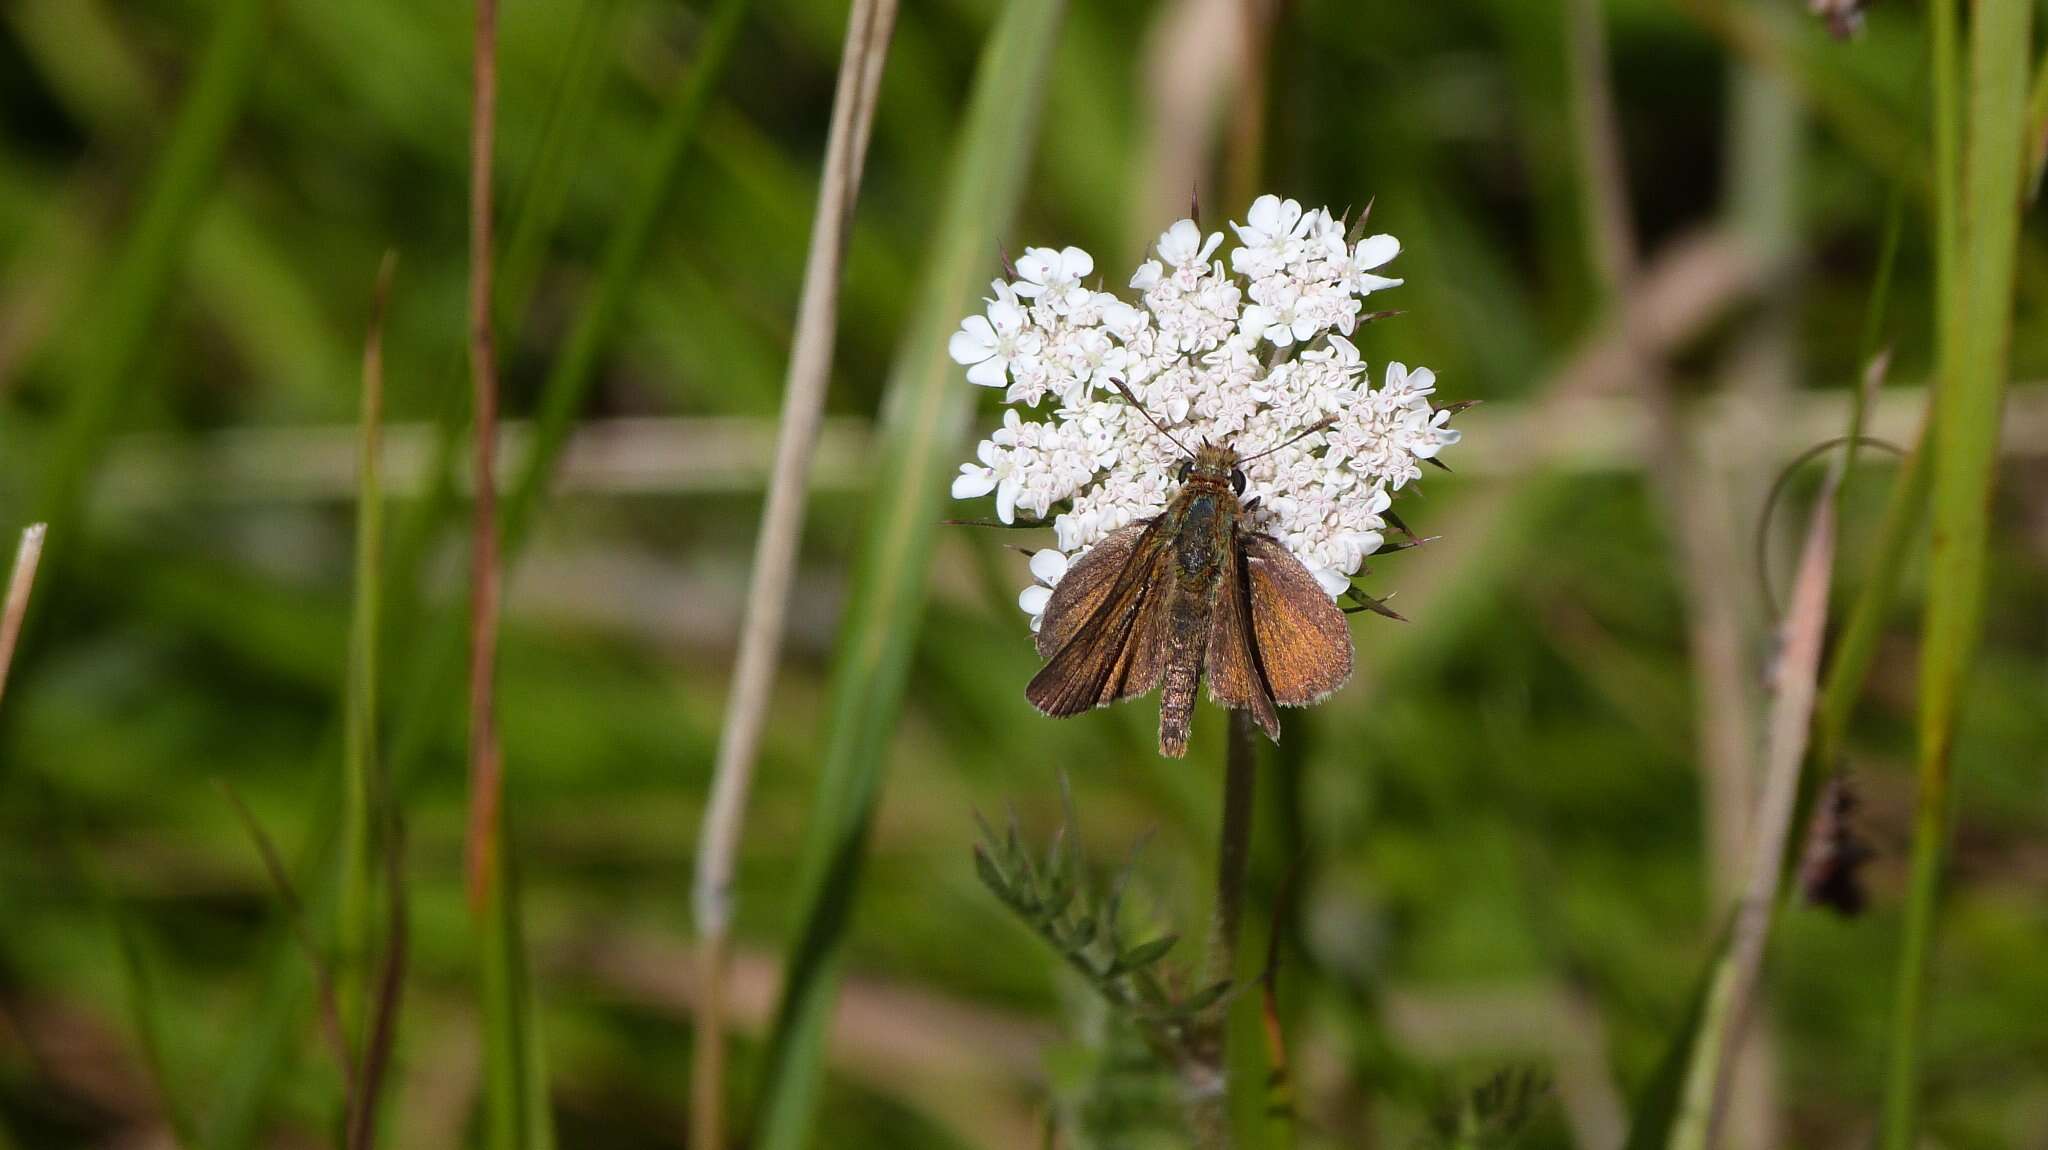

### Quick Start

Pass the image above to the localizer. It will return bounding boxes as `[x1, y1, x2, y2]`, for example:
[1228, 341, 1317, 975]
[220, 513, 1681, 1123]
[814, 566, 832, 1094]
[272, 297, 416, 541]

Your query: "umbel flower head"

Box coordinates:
[950, 194, 1460, 630]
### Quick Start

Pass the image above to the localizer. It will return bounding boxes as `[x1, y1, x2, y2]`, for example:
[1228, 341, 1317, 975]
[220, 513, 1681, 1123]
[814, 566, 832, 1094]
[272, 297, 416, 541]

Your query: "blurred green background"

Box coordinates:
[1, 0, 2045, 1147]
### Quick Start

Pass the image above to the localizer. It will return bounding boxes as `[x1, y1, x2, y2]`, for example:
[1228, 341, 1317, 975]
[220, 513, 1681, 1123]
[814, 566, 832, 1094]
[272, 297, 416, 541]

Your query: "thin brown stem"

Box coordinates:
[464, 0, 504, 913]
[690, 2, 897, 1145]
[346, 808, 408, 1150]
[0, 523, 47, 711]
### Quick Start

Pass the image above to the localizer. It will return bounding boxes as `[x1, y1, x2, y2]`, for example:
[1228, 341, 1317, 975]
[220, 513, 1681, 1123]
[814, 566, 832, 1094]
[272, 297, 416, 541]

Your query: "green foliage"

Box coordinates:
[1425, 1068, 1553, 1150]
[973, 801, 1230, 1061]
[1, 1, 2046, 1147]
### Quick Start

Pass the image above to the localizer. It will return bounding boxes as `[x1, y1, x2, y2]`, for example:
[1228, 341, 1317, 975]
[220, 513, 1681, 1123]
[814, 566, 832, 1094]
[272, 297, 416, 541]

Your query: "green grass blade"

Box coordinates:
[32, 0, 267, 547]
[1882, 0, 2033, 1143]
[482, 852, 555, 1150]
[497, 0, 622, 337]
[339, 254, 396, 1040]
[501, 0, 752, 557]
[748, 3, 1067, 1146]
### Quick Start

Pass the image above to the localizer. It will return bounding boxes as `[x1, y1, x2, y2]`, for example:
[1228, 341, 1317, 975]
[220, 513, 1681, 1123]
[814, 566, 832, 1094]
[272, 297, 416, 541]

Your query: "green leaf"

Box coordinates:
[747, 4, 1067, 1146]
[972, 844, 1011, 900]
[1108, 935, 1179, 978]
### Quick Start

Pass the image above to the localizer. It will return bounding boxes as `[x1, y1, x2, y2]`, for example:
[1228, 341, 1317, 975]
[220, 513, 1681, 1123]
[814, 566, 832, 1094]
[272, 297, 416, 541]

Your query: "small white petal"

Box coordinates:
[1018, 584, 1053, 615]
[1312, 566, 1351, 597]
[948, 325, 995, 367]
[1029, 548, 1069, 584]
[966, 357, 1009, 387]
[952, 467, 996, 499]
[1354, 233, 1400, 270]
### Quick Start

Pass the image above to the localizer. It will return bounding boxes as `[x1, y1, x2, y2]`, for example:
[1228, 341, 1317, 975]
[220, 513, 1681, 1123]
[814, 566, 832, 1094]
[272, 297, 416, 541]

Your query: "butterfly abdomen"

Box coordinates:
[1157, 591, 1208, 759]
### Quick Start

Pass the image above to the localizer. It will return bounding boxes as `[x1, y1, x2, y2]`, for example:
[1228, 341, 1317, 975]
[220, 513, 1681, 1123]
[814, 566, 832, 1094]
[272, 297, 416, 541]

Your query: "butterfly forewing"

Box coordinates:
[1034, 522, 1152, 659]
[1026, 520, 1174, 716]
[1241, 533, 1353, 704]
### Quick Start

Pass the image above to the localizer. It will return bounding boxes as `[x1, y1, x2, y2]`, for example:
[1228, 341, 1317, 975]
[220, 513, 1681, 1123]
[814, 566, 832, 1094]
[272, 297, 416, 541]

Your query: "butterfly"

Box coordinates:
[1025, 400, 1354, 758]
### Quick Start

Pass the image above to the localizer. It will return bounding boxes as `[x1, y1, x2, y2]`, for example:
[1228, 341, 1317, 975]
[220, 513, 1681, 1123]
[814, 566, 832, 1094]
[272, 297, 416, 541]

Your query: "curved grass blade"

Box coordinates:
[748, 3, 1067, 1147]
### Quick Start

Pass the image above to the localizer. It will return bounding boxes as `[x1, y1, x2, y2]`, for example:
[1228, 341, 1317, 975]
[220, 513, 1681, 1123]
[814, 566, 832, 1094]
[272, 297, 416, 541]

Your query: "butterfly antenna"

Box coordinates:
[1240, 415, 1337, 463]
[1111, 379, 1194, 457]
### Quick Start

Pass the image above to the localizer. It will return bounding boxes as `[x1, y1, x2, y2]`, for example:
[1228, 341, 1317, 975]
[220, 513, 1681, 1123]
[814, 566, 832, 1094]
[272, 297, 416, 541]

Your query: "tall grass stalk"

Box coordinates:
[1883, 0, 2033, 1142]
[339, 253, 397, 1039]
[691, 1, 899, 1145]
[749, 3, 1066, 1146]
[469, 4, 554, 1148]
[343, 251, 403, 1150]
[467, 0, 507, 917]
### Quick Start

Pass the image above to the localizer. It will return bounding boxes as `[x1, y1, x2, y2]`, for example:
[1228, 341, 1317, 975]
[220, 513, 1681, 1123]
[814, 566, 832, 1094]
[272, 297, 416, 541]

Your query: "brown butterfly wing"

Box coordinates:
[1240, 533, 1353, 705]
[1205, 527, 1280, 741]
[1034, 522, 1151, 659]
[1026, 521, 1174, 716]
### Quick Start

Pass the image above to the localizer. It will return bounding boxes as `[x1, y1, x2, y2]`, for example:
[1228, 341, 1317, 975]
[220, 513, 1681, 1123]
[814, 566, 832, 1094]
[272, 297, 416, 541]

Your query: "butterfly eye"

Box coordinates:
[1177, 461, 1193, 483]
[1230, 468, 1247, 495]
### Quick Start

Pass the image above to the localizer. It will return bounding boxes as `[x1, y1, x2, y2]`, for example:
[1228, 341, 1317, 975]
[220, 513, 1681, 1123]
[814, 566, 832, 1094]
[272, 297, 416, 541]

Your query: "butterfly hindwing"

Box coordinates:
[1205, 527, 1280, 741]
[1241, 533, 1353, 705]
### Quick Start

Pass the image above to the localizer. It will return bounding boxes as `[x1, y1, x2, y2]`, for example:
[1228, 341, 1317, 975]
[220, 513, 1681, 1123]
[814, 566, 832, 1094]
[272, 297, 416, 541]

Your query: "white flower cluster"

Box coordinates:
[949, 195, 1460, 630]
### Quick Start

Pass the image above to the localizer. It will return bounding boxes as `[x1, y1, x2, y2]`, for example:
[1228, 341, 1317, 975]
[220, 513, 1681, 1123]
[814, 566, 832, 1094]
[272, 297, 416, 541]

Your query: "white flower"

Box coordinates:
[1018, 548, 1069, 631]
[1158, 218, 1224, 268]
[950, 195, 1457, 611]
[948, 281, 1039, 388]
[1013, 246, 1096, 314]
[1347, 234, 1404, 295]
[1230, 195, 1309, 278]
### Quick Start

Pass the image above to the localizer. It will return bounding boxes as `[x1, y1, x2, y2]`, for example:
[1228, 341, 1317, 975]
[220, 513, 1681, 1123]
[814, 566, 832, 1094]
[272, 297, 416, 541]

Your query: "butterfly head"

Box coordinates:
[1176, 443, 1248, 496]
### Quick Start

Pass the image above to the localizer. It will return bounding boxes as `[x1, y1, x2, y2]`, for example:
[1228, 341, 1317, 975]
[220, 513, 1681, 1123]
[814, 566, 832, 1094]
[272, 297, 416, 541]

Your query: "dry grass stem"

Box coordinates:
[1680, 450, 1843, 1148]
[0, 523, 47, 711]
[691, 1, 899, 1144]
